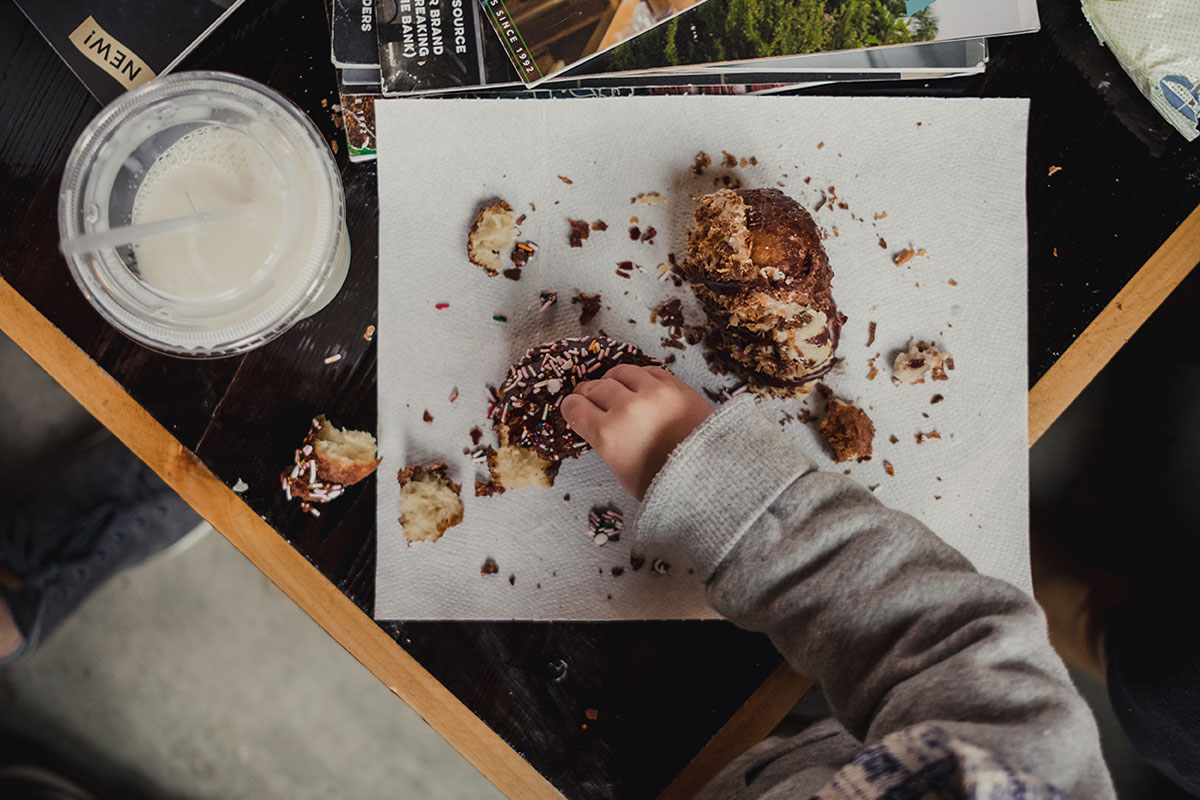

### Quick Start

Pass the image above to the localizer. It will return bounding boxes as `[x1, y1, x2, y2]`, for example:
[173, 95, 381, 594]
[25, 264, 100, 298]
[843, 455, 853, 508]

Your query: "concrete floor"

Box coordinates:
[0, 322, 1186, 799]
[0, 333, 504, 800]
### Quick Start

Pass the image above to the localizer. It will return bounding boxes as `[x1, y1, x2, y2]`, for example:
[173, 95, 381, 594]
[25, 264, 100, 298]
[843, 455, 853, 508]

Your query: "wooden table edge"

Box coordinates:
[658, 201, 1200, 798]
[2, 202, 1196, 800]
[0, 276, 566, 800]
[1028, 203, 1200, 447]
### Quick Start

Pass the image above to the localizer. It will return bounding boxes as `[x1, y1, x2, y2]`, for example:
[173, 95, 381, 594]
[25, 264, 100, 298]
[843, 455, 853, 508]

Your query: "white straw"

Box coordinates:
[59, 203, 251, 257]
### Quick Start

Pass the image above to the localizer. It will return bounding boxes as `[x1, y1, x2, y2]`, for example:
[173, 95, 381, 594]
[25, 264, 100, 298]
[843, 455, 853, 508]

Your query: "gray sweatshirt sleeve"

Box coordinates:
[637, 396, 1115, 799]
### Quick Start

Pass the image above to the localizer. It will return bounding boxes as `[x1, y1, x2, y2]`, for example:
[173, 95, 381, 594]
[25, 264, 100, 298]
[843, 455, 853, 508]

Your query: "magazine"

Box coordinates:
[580, 0, 1034, 77]
[477, 0, 716, 86]
[13, 0, 247, 103]
[680, 37, 987, 74]
[380, 0, 1033, 96]
[435, 39, 985, 93]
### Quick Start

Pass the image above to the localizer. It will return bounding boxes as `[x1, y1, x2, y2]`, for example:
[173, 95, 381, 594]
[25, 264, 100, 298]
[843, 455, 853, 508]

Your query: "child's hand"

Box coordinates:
[561, 365, 713, 500]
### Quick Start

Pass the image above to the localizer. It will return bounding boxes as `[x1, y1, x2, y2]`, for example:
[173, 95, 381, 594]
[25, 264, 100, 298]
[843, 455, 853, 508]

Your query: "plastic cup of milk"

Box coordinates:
[58, 71, 350, 357]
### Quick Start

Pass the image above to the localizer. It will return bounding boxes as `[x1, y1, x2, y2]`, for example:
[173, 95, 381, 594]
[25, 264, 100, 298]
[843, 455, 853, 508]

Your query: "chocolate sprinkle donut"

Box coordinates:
[490, 336, 660, 461]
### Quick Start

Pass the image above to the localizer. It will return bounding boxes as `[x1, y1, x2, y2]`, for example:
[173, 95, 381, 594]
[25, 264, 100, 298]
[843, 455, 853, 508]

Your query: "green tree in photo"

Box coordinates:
[912, 7, 939, 39]
[825, 0, 918, 49]
[606, 0, 938, 71]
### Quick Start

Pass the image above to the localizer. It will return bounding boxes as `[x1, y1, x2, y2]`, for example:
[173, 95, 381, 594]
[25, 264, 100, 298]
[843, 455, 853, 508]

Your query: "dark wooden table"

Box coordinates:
[2, 0, 1198, 797]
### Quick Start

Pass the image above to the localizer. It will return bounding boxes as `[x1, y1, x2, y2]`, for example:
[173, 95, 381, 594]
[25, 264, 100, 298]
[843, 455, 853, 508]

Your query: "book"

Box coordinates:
[342, 66, 384, 85]
[376, 0, 520, 93]
[339, 52, 984, 160]
[331, 0, 381, 67]
[339, 83, 806, 161]
[379, 0, 1032, 96]
[12, 0, 248, 104]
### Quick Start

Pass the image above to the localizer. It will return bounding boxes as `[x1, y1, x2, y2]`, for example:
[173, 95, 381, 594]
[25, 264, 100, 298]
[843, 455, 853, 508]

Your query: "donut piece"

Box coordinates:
[397, 463, 464, 543]
[467, 200, 519, 276]
[490, 336, 659, 465]
[686, 188, 845, 396]
[485, 441, 559, 490]
[819, 399, 875, 463]
[892, 339, 953, 385]
[281, 415, 380, 513]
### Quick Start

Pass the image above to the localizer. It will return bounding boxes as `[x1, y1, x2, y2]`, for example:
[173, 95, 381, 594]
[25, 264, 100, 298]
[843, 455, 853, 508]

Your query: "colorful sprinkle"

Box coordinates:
[436, 303, 450, 310]
[588, 506, 623, 545]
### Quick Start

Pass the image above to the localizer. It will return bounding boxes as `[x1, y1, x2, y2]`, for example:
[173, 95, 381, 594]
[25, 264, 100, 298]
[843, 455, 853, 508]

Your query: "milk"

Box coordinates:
[131, 125, 305, 299]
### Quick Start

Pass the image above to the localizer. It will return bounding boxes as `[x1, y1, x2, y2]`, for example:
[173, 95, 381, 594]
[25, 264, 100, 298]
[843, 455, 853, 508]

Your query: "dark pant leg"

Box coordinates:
[1106, 586, 1200, 797]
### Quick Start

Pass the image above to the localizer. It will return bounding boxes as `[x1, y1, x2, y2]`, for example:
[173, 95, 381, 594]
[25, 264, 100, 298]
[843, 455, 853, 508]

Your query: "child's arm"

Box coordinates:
[562, 366, 1114, 799]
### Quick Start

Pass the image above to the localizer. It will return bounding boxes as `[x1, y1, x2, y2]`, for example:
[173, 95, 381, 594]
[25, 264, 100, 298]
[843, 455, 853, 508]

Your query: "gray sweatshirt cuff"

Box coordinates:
[636, 395, 818, 580]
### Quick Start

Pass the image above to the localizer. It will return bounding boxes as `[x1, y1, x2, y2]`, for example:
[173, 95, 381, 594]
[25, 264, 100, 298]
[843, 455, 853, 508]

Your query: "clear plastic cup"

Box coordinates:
[58, 71, 350, 358]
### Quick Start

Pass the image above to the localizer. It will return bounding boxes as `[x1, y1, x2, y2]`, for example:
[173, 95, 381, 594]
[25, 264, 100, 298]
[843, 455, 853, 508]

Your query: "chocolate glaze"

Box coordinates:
[686, 188, 845, 394]
[747, 361, 836, 388]
[490, 336, 659, 461]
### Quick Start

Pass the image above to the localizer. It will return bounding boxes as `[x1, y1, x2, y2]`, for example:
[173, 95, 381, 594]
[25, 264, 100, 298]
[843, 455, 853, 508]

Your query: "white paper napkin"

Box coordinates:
[374, 95, 1030, 620]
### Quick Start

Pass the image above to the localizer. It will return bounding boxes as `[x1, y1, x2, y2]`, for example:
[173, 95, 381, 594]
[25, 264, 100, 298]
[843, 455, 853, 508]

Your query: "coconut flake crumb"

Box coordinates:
[892, 340, 952, 386]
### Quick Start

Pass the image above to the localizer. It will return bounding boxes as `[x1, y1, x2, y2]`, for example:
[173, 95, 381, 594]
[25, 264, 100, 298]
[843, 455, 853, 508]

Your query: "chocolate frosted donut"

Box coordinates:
[490, 336, 659, 462]
[686, 188, 845, 396]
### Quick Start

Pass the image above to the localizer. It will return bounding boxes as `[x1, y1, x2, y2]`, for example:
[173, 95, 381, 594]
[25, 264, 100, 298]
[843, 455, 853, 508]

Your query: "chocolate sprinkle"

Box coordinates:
[511, 241, 537, 268]
[588, 506, 623, 545]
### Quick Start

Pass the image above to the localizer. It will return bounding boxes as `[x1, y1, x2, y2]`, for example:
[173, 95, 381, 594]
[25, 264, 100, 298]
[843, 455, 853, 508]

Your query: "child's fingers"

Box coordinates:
[656, 367, 706, 397]
[575, 378, 633, 410]
[645, 366, 679, 384]
[604, 363, 662, 392]
[560, 393, 604, 441]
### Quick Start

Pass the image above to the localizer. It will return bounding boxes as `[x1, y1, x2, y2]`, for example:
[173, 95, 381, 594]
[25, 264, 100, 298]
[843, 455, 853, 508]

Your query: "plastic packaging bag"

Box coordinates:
[1082, 0, 1200, 141]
